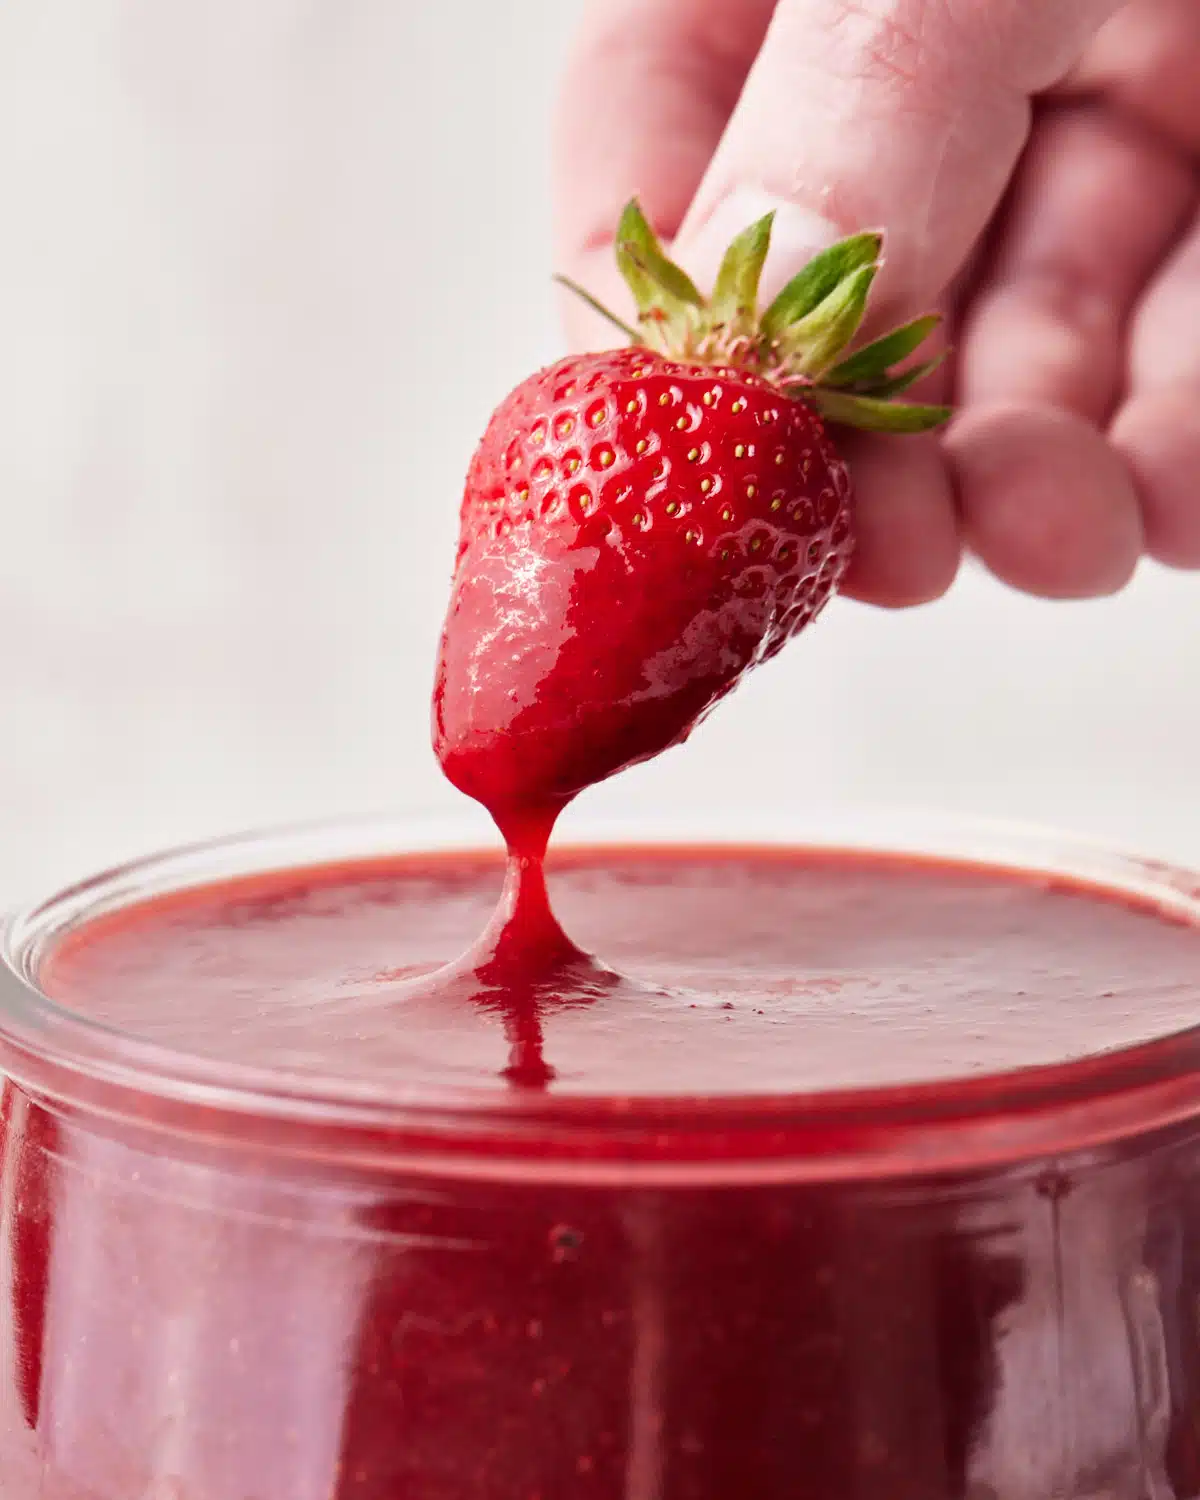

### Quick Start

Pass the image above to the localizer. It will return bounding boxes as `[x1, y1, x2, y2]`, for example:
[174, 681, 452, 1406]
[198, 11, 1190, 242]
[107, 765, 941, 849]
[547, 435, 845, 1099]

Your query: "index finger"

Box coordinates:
[552, 0, 773, 346]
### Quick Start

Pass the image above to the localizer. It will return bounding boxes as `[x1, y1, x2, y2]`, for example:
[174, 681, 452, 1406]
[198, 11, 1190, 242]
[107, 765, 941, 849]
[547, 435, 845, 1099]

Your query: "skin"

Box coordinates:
[553, 0, 1200, 607]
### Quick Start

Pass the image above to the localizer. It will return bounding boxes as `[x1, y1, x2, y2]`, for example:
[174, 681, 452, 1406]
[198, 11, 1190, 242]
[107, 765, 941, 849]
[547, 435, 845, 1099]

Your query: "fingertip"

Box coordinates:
[1110, 390, 1200, 570]
[839, 433, 961, 608]
[673, 189, 845, 307]
[946, 402, 1143, 598]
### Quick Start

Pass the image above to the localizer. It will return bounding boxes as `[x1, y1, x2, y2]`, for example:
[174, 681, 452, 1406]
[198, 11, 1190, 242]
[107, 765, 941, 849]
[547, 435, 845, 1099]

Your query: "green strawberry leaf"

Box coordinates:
[618, 240, 705, 313]
[760, 231, 882, 341]
[859, 351, 946, 399]
[616, 200, 704, 308]
[826, 314, 941, 388]
[614, 201, 704, 351]
[808, 388, 952, 433]
[778, 264, 877, 378]
[614, 199, 663, 267]
[554, 203, 954, 439]
[709, 211, 775, 331]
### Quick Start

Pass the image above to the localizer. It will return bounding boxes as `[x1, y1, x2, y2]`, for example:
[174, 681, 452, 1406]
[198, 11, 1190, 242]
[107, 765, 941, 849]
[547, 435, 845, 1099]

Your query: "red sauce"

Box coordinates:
[41, 847, 1200, 1097]
[1, 847, 1197, 1499]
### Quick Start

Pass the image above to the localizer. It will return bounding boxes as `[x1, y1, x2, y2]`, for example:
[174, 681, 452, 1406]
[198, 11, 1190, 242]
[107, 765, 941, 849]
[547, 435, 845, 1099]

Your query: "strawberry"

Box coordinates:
[433, 203, 948, 843]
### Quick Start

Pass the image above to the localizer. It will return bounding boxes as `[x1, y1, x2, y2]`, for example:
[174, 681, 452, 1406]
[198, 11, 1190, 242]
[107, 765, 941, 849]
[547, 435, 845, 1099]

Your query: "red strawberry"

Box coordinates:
[433, 203, 948, 843]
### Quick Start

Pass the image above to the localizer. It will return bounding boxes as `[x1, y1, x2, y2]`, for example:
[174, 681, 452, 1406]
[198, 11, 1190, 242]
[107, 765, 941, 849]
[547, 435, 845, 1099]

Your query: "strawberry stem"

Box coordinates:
[553, 274, 645, 344]
[554, 200, 953, 435]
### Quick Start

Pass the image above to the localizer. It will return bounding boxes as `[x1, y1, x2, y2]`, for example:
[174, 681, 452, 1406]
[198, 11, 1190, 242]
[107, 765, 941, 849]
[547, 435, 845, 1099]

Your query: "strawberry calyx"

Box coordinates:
[556, 199, 950, 435]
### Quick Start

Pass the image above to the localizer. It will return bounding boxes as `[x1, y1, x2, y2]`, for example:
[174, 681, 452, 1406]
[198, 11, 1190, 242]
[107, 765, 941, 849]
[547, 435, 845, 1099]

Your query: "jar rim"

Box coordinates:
[3, 809, 1199, 1184]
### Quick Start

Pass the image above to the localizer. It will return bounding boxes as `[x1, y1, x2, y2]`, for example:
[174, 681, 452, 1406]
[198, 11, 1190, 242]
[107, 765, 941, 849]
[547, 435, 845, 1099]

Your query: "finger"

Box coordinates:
[552, 0, 774, 348]
[947, 403, 1143, 598]
[839, 432, 961, 607]
[1124, 207, 1200, 390]
[1111, 393, 1200, 569]
[1058, 0, 1200, 156]
[1112, 210, 1200, 568]
[957, 105, 1195, 422]
[672, 0, 1124, 315]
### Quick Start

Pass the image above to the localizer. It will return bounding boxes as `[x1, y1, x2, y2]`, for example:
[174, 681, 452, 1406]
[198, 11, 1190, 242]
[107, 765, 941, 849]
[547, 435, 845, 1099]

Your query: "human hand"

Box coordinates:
[553, 0, 1200, 607]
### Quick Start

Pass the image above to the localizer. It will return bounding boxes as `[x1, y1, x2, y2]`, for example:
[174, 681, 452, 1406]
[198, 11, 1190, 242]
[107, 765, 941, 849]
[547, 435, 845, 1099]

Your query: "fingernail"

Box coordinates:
[676, 187, 844, 304]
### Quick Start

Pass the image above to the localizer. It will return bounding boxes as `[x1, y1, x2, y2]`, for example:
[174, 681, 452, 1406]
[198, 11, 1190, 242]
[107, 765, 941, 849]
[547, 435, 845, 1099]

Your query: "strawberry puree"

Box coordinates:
[41, 848, 1200, 1095]
[3, 845, 1196, 1499]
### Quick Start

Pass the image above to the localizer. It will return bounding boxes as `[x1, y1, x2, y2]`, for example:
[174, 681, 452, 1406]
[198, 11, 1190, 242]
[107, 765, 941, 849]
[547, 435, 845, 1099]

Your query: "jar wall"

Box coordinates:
[2, 1077, 1198, 1500]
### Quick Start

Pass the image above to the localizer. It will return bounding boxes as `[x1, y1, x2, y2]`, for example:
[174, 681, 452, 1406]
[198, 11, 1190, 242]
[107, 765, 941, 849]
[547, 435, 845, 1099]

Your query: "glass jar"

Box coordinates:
[1, 813, 1199, 1500]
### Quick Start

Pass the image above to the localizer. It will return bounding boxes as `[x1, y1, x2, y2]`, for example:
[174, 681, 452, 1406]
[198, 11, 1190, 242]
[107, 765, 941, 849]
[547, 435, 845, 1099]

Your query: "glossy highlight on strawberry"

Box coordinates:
[434, 202, 948, 842]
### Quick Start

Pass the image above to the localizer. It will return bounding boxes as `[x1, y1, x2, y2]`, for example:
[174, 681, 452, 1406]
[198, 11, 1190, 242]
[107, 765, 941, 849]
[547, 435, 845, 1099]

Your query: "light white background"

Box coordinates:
[0, 0, 1195, 905]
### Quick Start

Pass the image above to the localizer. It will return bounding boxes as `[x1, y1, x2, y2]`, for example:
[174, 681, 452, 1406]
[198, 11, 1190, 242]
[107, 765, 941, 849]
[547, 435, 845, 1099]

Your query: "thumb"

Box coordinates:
[673, 0, 1124, 313]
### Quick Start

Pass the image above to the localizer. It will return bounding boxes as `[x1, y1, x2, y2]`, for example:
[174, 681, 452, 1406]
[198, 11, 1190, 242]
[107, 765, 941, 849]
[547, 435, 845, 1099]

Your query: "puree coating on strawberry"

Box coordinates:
[434, 202, 948, 855]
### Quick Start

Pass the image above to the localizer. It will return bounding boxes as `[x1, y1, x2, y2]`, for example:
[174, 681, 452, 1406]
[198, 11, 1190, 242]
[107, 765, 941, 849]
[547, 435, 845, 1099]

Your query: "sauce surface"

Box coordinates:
[40, 847, 1200, 1098]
